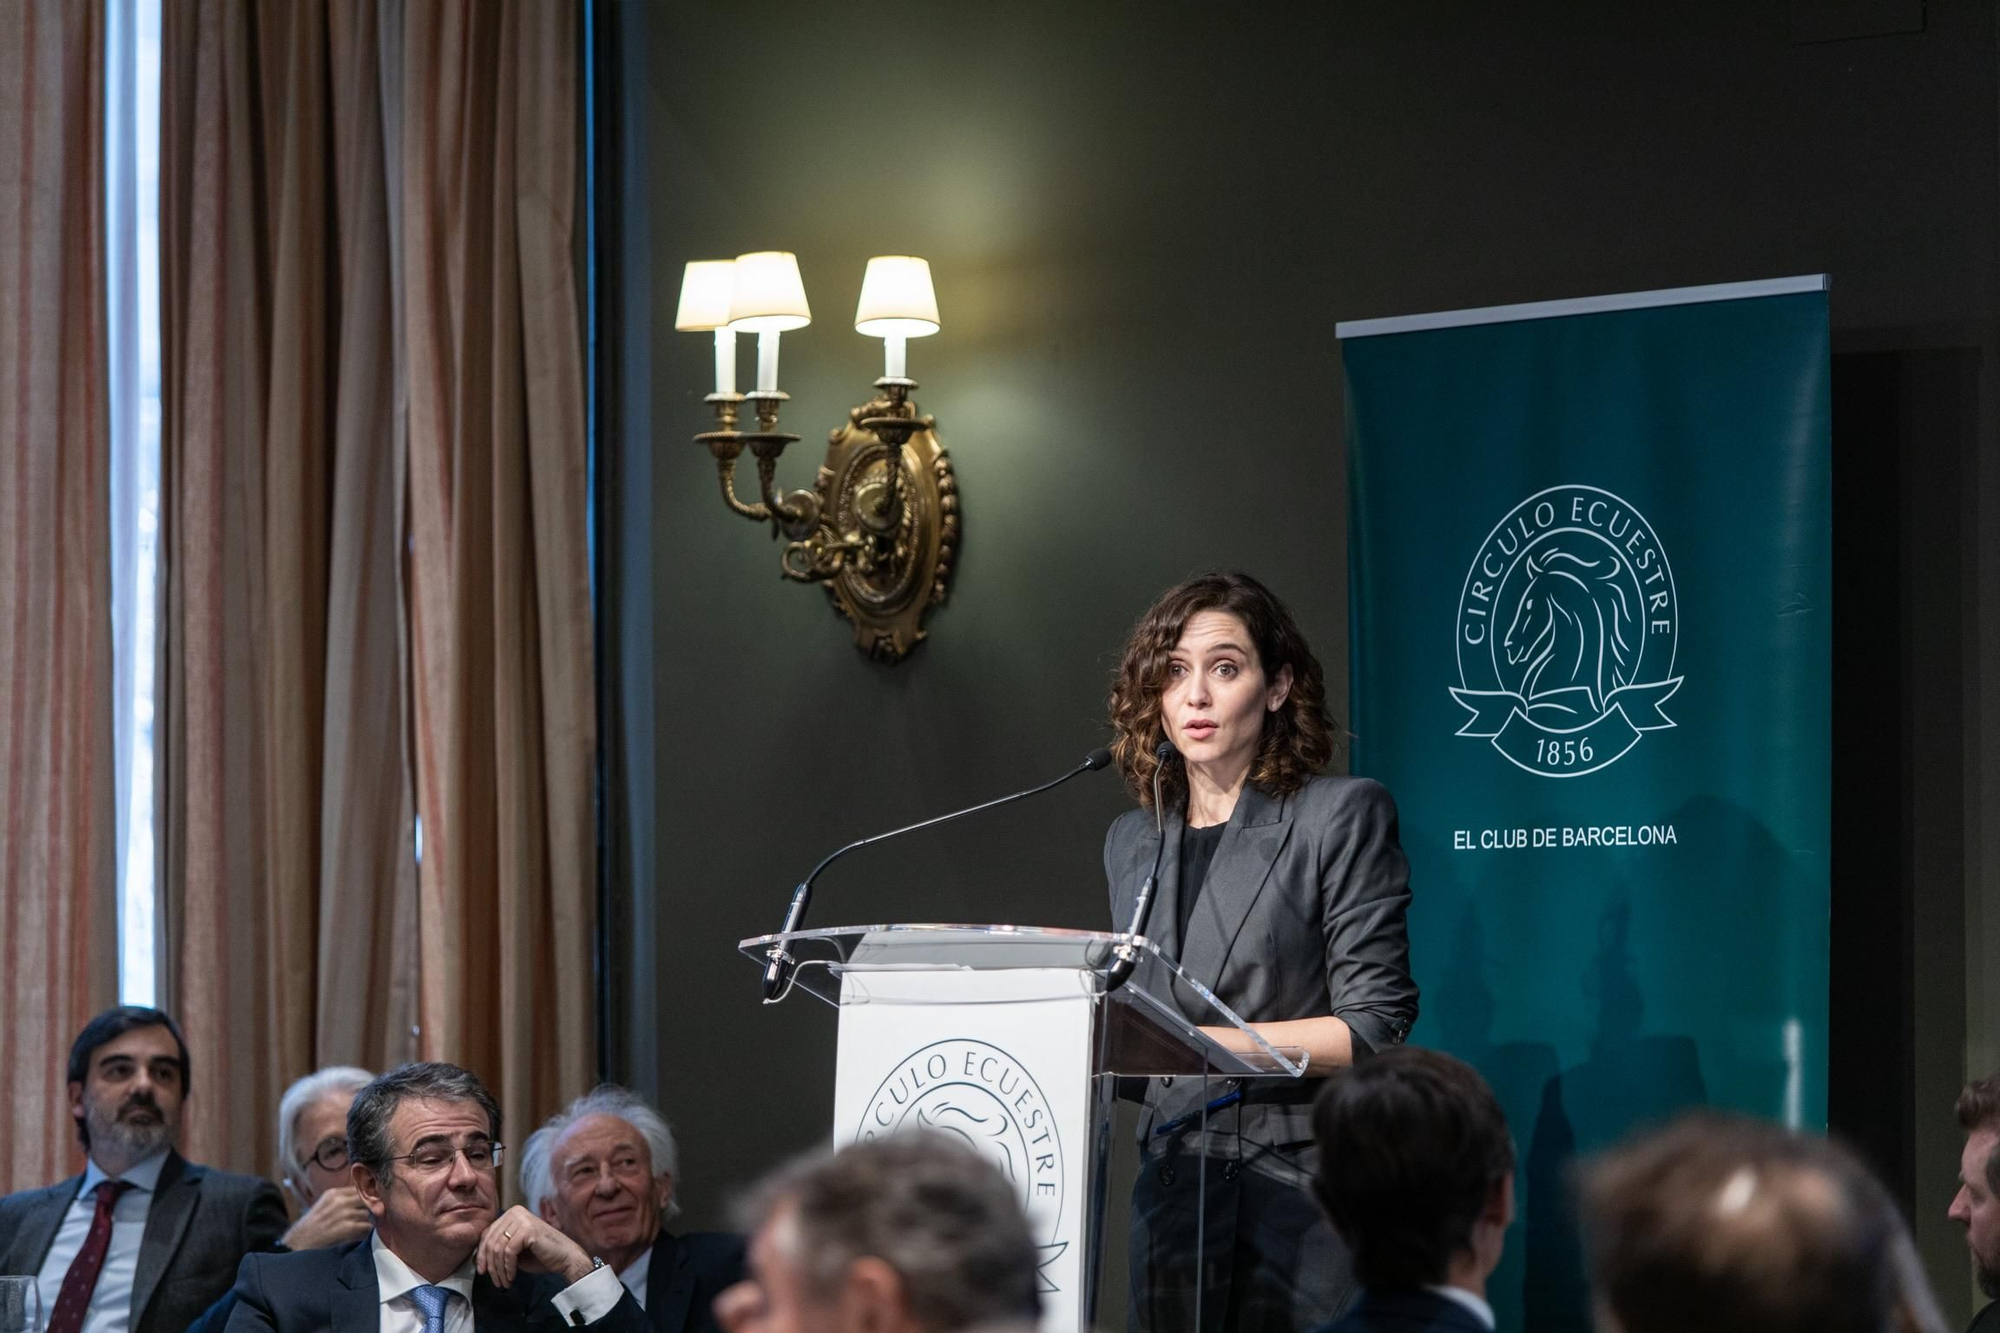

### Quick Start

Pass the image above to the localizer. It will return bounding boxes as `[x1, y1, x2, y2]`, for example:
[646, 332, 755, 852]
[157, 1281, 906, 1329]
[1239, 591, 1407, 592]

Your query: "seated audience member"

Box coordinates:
[0, 1005, 287, 1333]
[187, 1067, 378, 1333]
[274, 1065, 376, 1249]
[714, 1136, 1040, 1333]
[1582, 1111, 1946, 1333]
[1307, 1046, 1515, 1333]
[521, 1085, 743, 1333]
[223, 1062, 648, 1333]
[1951, 1072, 2000, 1332]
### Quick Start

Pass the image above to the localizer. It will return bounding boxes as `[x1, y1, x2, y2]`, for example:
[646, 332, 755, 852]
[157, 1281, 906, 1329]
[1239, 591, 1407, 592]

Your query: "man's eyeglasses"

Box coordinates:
[307, 1137, 351, 1172]
[388, 1140, 505, 1174]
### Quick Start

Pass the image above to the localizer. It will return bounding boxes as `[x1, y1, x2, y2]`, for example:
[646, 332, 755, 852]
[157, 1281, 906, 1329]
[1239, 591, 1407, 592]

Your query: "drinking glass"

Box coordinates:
[0, 1277, 39, 1333]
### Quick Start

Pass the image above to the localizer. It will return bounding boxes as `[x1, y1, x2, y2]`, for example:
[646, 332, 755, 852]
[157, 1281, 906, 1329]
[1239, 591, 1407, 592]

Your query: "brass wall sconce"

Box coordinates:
[676, 252, 958, 663]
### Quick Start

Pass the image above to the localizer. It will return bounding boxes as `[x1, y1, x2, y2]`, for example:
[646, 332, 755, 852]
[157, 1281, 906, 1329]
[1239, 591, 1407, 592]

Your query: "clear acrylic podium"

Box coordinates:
[739, 924, 1310, 1333]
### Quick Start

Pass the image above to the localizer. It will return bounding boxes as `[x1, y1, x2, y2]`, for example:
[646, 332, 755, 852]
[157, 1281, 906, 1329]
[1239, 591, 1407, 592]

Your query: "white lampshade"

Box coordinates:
[674, 260, 736, 331]
[727, 251, 812, 333]
[854, 256, 940, 338]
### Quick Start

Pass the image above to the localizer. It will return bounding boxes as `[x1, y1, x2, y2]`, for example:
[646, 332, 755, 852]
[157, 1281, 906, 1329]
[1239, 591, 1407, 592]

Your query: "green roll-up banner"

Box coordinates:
[1342, 278, 1830, 1333]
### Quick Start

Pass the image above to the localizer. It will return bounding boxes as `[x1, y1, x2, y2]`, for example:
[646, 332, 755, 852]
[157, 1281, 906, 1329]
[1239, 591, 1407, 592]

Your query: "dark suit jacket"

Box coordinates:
[1968, 1300, 2000, 1333]
[1310, 1288, 1490, 1333]
[0, 1150, 287, 1333]
[224, 1238, 651, 1333]
[640, 1231, 743, 1333]
[1104, 775, 1419, 1166]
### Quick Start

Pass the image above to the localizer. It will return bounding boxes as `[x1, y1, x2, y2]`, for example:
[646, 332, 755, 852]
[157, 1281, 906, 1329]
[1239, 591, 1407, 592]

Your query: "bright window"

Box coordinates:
[107, 0, 163, 1006]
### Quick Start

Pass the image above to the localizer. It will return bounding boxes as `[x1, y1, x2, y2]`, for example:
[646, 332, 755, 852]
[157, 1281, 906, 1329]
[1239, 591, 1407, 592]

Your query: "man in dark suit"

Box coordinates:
[1308, 1047, 1515, 1333]
[1951, 1071, 2000, 1333]
[520, 1087, 742, 1333]
[224, 1062, 648, 1333]
[0, 1005, 287, 1333]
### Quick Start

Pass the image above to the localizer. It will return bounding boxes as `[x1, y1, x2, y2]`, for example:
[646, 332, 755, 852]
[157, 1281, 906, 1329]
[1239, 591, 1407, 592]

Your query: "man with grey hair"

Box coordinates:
[520, 1085, 741, 1333]
[224, 1062, 648, 1333]
[274, 1066, 376, 1251]
[714, 1136, 1040, 1333]
[185, 1068, 378, 1333]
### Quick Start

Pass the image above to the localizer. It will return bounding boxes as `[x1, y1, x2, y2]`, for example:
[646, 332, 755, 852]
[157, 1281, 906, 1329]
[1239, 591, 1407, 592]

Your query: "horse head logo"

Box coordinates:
[1453, 485, 1680, 777]
[1500, 545, 1636, 716]
[914, 1098, 1020, 1181]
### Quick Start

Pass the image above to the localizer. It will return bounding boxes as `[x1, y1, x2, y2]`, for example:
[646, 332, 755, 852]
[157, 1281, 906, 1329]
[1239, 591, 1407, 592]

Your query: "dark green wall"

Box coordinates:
[607, 0, 1997, 1319]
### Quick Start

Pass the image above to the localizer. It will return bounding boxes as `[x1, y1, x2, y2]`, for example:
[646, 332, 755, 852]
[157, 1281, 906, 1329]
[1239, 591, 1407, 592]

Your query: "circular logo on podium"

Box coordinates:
[1450, 484, 1684, 777]
[856, 1039, 1068, 1293]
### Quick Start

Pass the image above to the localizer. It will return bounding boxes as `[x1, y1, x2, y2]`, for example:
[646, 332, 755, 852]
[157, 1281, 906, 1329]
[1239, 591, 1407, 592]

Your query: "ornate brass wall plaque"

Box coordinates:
[795, 396, 957, 661]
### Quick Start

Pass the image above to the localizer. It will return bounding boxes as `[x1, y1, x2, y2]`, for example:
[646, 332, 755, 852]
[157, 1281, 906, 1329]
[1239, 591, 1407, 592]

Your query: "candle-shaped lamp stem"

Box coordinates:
[728, 252, 811, 396]
[713, 329, 737, 395]
[884, 333, 908, 380]
[675, 258, 739, 392]
[757, 332, 781, 393]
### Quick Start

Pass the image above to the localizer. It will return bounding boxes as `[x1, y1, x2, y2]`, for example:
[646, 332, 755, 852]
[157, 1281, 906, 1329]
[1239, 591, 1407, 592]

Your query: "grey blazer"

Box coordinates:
[1104, 774, 1419, 1164]
[0, 1150, 287, 1333]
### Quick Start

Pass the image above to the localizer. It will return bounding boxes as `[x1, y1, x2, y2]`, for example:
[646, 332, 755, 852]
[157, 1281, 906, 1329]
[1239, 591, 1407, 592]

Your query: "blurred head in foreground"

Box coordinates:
[1310, 1045, 1515, 1298]
[1582, 1112, 1943, 1333]
[715, 1135, 1040, 1333]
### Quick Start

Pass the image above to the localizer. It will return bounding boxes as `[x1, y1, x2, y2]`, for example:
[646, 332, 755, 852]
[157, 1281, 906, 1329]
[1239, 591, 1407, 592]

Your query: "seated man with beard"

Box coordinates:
[1951, 1072, 2000, 1332]
[521, 1086, 742, 1333]
[0, 1006, 288, 1333]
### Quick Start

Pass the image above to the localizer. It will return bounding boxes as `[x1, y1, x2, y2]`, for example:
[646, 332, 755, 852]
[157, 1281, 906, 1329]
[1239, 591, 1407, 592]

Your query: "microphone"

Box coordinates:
[760, 747, 1116, 1001]
[1104, 741, 1174, 993]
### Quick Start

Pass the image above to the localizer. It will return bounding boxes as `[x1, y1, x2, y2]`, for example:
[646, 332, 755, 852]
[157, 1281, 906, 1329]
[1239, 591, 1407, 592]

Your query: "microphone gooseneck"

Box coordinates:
[1104, 740, 1174, 993]
[759, 747, 1116, 1001]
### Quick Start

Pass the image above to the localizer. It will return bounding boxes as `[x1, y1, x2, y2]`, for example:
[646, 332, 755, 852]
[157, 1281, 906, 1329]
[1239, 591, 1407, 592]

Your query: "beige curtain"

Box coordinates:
[158, 0, 418, 1179]
[402, 0, 597, 1170]
[158, 0, 593, 1182]
[0, 0, 121, 1196]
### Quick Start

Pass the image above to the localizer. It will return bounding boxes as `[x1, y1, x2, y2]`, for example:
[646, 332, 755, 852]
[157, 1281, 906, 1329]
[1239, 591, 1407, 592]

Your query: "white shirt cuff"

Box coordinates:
[550, 1262, 625, 1326]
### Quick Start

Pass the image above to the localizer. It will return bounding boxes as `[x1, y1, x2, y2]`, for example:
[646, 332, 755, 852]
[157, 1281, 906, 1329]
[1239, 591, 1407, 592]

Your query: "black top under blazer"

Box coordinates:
[1103, 774, 1420, 1171]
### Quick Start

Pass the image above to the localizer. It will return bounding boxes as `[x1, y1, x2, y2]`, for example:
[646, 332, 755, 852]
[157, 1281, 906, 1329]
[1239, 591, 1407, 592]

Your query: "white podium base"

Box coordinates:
[832, 966, 1102, 1333]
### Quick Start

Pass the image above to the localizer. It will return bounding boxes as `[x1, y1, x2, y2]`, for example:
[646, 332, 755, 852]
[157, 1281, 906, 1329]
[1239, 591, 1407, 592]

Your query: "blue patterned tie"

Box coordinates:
[409, 1285, 453, 1333]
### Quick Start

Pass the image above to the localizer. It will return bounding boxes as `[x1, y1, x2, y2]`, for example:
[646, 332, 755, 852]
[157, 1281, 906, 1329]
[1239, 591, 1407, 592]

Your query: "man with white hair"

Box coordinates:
[274, 1066, 376, 1250]
[184, 1067, 380, 1333]
[521, 1086, 742, 1333]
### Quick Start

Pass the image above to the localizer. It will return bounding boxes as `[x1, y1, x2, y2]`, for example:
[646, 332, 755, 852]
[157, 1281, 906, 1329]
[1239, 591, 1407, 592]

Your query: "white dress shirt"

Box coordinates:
[369, 1231, 624, 1333]
[613, 1248, 649, 1311]
[1425, 1284, 1495, 1330]
[34, 1149, 171, 1333]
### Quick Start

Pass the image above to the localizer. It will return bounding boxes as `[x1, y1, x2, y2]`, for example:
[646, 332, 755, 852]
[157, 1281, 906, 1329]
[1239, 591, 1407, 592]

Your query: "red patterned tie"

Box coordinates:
[45, 1180, 134, 1333]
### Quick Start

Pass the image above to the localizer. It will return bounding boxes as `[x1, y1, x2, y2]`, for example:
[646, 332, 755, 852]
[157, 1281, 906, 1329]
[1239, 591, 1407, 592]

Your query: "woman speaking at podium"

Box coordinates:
[1103, 571, 1418, 1332]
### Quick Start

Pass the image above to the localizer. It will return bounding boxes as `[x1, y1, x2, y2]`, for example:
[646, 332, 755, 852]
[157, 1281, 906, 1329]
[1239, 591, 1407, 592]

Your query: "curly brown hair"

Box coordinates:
[1107, 571, 1337, 810]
